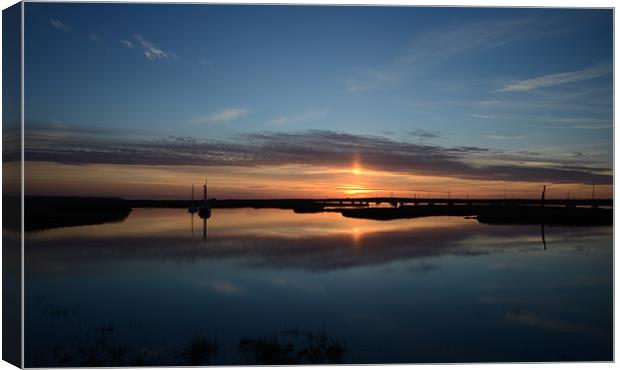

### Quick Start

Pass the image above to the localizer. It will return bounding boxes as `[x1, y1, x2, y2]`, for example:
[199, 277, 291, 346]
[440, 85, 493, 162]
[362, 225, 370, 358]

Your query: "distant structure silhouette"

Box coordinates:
[188, 184, 198, 213]
[199, 179, 211, 219]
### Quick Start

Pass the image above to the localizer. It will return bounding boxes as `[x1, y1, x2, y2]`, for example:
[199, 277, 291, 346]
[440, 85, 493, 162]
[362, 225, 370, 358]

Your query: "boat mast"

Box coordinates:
[203, 179, 207, 205]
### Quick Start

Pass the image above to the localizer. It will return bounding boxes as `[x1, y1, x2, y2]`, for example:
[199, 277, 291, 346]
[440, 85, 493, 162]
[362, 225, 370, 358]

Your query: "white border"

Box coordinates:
[0, 1, 616, 370]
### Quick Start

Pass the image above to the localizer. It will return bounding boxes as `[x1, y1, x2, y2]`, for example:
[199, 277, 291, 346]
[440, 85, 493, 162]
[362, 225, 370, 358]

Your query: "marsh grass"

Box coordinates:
[176, 332, 218, 365]
[240, 328, 346, 365]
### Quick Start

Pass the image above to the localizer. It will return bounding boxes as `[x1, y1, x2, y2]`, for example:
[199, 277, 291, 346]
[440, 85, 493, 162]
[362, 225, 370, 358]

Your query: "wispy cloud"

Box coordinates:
[469, 112, 612, 130]
[485, 134, 526, 140]
[197, 58, 211, 67]
[346, 17, 564, 93]
[469, 114, 501, 120]
[538, 116, 612, 130]
[132, 34, 173, 60]
[25, 120, 145, 142]
[193, 108, 248, 124]
[499, 64, 611, 92]
[346, 68, 395, 93]
[50, 19, 71, 32]
[571, 151, 601, 158]
[569, 123, 612, 130]
[407, 129, 440, 139]
[120, 40, 133, 49]
[396, 18, 538, 66]
[268, 109, 328, 126]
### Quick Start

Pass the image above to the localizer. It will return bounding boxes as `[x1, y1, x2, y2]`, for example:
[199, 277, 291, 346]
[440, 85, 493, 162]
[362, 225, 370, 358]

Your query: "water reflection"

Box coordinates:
[203, 216, 208, 242]
[25, 208, 613, 365]
[25, 209, 608, 275]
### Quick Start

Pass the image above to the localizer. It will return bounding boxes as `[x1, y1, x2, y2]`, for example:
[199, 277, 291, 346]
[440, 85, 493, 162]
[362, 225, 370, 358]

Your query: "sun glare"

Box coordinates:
[337, 184, 373, 195]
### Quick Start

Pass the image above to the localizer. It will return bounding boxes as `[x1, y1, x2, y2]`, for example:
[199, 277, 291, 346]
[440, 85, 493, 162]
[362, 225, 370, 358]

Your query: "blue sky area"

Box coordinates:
[21, 4, 613, 198]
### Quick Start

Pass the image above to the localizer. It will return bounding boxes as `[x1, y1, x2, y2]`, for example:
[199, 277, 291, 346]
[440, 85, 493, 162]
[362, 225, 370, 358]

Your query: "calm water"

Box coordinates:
[25, 208, 613, 366]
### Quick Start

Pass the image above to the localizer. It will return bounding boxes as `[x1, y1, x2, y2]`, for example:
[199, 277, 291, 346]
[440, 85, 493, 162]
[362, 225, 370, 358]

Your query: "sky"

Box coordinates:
[21, 3, 613, 199]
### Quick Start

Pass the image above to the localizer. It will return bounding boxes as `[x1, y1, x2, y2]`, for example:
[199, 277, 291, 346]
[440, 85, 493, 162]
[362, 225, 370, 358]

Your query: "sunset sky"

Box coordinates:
[22, 4, 613, 199]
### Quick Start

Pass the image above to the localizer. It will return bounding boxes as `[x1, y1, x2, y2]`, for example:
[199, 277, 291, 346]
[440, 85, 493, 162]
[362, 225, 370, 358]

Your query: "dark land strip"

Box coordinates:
[8, 196, 613, 231]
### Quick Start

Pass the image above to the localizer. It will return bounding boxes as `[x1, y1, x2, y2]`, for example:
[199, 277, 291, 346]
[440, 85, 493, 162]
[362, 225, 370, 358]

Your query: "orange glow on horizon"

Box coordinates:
[337, 184, 375, 196]
[23, 161, 614, 200]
